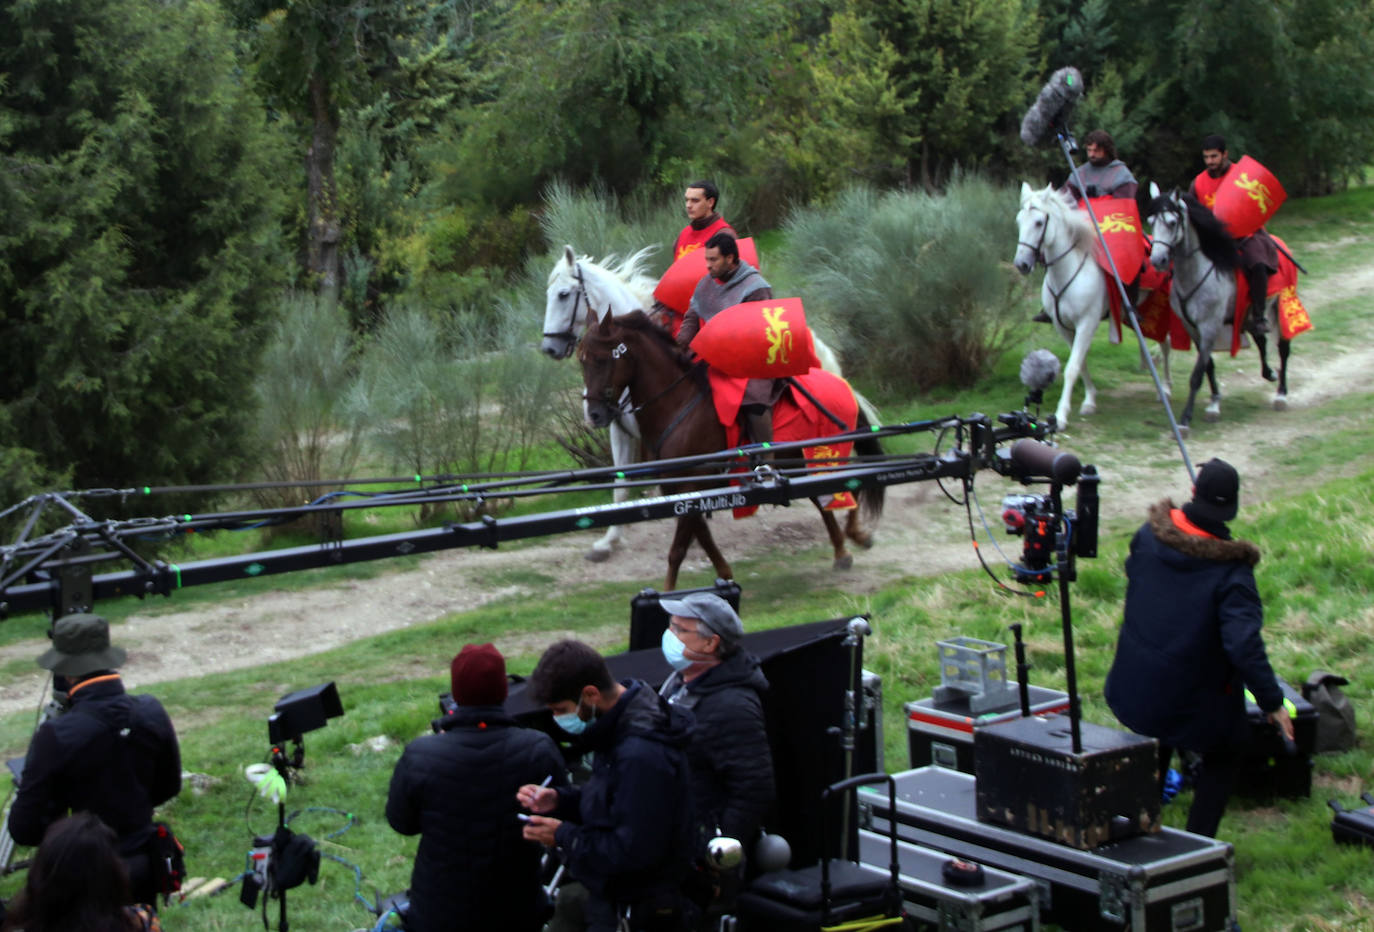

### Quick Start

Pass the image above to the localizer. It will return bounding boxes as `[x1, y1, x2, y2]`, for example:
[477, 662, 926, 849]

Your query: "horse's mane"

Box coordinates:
[1022, 185, 1097, 254]
[548, 247, 658, 298]
[1144, 191, 1239, 271]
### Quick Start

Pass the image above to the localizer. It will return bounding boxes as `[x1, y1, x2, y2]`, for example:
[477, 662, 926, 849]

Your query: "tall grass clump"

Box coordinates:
[784, 176, 1030, 392]
[538, 180, 683, 278]
[351, 304, 569, 517]
[253, 293, 369, 520]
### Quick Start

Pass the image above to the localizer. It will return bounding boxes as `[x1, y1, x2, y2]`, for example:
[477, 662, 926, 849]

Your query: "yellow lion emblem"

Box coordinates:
[762, 306, 792, 366]
[1098, 212, 1138, 234]
[1235, 173, 1274, 216]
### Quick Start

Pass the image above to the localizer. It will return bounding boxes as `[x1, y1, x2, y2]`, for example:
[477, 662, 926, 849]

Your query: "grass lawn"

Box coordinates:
[2, 188, 1373, 931]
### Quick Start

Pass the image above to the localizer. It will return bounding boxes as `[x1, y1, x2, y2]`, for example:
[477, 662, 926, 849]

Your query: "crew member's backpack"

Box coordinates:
[1303, 671, 1356, 753]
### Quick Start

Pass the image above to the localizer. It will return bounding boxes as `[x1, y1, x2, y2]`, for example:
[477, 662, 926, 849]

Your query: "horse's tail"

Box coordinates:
[853, 408, 885, 527]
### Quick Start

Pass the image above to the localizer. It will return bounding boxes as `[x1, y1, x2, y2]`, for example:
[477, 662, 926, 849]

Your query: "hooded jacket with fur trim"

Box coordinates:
[1105, 500, 1283, 751]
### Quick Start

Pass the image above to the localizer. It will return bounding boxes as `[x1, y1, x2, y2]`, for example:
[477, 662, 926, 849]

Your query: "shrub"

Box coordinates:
[783, 176, 1029, 392]
[253, 293, 369, 529]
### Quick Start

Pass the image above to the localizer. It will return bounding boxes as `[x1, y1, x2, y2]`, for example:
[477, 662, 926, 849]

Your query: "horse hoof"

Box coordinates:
[834, 554, 854, 571]
[1204, 409, 1220, 423]
[1262, 367, 1277, 383]
[584, 548, 612, 563]
[1080, 402, 1097, 417]
[1178, 424, 1190, 438]
[1273, 394, 1288, 411]
[850, 532, 875, 550]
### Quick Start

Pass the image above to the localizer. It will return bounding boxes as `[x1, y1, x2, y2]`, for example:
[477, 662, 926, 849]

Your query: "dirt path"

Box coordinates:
[1, 248, 1370, 718]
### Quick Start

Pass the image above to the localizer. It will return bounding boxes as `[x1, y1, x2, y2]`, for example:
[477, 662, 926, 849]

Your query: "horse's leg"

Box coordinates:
[664, 515, 697, 591]
[813, 501, 853, 570]
[586, 420, 637, 562]
[1203, 354, 1222, 421]
[1253, 333, 1277, 383]
[1274, 338, 1292, 409]
[843, 507, 874, 549]
[1179, 347, 1211, 435]
[1078, 362, 1098, 417]
[1055, 322, 1095, 426]
[687, 514, 734, 585]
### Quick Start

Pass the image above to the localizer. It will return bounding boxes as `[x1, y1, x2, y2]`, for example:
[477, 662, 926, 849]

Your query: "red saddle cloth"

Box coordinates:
[707, 367, 859, 517]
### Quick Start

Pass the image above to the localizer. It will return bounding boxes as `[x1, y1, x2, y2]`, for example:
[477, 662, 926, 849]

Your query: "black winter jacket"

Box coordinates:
[661, 650, 775, 846]
[7, 675, 180, 854]
[1105, 500, 1284, 751]
[552, 681, 695, 904]
[386, 705, 566, 932]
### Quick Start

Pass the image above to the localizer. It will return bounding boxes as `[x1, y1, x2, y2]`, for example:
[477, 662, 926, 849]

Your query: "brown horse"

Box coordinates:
[577, 310, 884, 590]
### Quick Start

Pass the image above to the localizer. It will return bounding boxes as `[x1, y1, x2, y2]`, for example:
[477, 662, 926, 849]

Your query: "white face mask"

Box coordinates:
[553, 696, 589, 735]
[661, 628, 693, 671]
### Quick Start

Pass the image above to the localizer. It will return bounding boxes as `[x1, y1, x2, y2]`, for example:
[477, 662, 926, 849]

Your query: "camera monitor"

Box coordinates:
[268, 682, 343, 745]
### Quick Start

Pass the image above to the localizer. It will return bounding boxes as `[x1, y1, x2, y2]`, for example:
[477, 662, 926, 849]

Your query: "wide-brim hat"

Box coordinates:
[37, 613, 126, 676]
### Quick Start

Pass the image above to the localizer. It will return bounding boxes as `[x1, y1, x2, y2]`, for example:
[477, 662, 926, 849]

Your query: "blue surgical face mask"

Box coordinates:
[661, 628, 693, 671]
[553, 696, 589, 735]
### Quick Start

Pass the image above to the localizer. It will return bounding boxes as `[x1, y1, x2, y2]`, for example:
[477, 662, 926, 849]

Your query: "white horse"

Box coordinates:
[1013, 183, 1107, 428]
[1144, 183, 1240, 433]
[541, 246, 656, 561]
[541, 244, 865, 561]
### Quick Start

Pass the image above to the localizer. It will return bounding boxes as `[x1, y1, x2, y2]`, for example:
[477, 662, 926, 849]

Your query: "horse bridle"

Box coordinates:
[1018, 207, 1077, 269]
[543, 261, 591, 347]
[1150, 199, 1218, 319]
[582, 339, 706, 458]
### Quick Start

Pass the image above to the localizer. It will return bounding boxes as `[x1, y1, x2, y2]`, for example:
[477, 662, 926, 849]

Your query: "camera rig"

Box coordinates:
[0, 408, 1086, 620]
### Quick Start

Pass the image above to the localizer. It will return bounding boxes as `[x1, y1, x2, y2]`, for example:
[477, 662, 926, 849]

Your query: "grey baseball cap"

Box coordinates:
[658, 592, 743, 643]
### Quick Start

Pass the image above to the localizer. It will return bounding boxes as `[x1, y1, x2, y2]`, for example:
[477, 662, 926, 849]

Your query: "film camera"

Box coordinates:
[997, 440, 1099, 585]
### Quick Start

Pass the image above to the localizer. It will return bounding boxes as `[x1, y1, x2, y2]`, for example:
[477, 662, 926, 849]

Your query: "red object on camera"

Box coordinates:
[653, 237, 760, 314]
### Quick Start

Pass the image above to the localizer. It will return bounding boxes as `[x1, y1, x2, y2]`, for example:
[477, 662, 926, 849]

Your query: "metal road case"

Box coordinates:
[1237, 678, 1317, 799]
[862, 768, 1236, 932]
[906, 685, 1071, 773]
[855, 829, 1040, 931]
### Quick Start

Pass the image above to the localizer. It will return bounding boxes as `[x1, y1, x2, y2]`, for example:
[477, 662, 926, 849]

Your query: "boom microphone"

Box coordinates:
[1020, 67, 1084, 147]
[1011, 438, 1082, 486]
[1019, 349, 1061, 395]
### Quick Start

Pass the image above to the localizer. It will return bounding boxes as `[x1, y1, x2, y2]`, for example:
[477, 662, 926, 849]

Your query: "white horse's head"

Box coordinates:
[542, 245, 658, 360]
[1013, 183, 1089, 276]
[1145, 182, 1187, 272]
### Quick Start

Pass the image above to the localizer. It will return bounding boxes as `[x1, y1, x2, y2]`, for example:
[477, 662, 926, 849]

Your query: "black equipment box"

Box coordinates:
[1330, 796, 1374, 848]
[854, 829, 1040, 931]
[974, 714, 1160, 849]
[628, 578, 742, 651]
[906, 685, 1070, 773]
[1237, 679, 1316, 799]
[863, 767, 1236, 932]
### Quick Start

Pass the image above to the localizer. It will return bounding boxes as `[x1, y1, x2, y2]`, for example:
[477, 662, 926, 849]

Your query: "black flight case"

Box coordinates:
[862, 767, 1237, 932]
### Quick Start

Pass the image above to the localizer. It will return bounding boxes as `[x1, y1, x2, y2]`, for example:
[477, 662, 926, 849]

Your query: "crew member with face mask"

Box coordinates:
[518, 640, 696, 932]
[658, 592, 774, 926]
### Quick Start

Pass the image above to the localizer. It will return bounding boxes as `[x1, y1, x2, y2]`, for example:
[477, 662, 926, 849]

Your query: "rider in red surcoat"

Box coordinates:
[653, 181, 737, 336]
[1189, 134, 1278, 338]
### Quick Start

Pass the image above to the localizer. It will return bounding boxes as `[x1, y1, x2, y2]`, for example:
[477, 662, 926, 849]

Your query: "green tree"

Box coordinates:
[853, 0, 1039, 188]
[0, 0, 289, 494]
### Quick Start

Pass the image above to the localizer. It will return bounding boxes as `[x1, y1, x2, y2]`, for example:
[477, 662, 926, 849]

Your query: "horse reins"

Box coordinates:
[1022, 207, 1092, 327]
[1153, 202, 1217, 324]
[585, 342, 707, 458]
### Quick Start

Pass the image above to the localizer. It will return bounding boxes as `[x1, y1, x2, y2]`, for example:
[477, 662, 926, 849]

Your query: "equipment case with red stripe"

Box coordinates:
[863, 768, 1237, 932]
[905, 686, 1070, 773]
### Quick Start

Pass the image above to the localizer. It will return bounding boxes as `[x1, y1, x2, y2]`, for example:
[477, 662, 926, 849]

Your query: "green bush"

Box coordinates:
[351, 304, 570, 518]
[253, 293, 369, 522]
[782, 176, 1030, 392]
